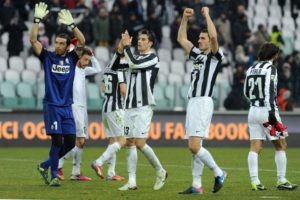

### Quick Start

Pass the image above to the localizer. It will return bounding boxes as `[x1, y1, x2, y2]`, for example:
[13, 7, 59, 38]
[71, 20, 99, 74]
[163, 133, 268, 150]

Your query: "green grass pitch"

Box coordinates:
[0, 147, 299, 200]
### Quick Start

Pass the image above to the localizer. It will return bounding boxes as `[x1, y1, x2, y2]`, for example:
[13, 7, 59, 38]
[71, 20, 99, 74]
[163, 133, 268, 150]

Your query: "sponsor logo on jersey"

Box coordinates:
[193, 57, 204, 69]
[51, 64, 70, 74]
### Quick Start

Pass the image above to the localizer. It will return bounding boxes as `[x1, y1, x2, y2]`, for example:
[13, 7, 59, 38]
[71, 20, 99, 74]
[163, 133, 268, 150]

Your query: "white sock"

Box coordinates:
[107, 153, 116, 177]
[72, 146, 82, 175]
[192, 154, 204, 188]
[127, 146, 137, 186]
[95, 143, 121, 166]
[196, 147, 222, 177]
[275, 150, 287, 183]
[248, 151, 260, 184]
[140, 144, 163, 172]
[58, 147, 75, 168]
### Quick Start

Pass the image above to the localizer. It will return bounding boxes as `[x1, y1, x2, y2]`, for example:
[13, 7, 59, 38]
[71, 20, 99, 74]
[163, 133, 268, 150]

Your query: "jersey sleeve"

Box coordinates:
[264, 65, 277, 112]
[211, 49, 224, 61]
[38, 48, 48, 63]
[123, 46, 158, 69]
[84, 56, 102, 76]
[69, 50, 80, 64]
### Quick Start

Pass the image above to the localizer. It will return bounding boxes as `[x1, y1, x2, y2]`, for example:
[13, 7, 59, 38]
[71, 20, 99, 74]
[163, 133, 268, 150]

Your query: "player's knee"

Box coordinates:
[118, 137, 126, 147]
[188, 144, 200, 154]
[274, 139, 287, 150]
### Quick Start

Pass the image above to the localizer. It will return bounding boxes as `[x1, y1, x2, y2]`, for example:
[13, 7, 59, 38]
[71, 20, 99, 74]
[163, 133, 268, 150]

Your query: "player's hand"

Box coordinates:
[34, 2, 49, 20]
[58, 9, 74, 26]
[121, 30, 132, 46]
[201, 7, 210, 17]
[268, 111, 277, 125]
[183, 8, 194, 18]
[117, 40, 124, 54]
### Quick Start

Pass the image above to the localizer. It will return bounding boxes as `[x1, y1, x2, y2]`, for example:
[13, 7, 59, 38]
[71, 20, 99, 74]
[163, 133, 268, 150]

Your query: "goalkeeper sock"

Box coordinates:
[248, 151, 260, 184]
[275, 150, 287, 183]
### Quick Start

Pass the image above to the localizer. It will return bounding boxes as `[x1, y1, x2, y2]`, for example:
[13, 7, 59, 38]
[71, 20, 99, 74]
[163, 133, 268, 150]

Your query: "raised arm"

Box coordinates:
[58, 9, 85, 50]
[84, 56, 102, 76]
[201, 7, 218, 54]
[29, 2, 49, 56]
[177, 8, 194, 54]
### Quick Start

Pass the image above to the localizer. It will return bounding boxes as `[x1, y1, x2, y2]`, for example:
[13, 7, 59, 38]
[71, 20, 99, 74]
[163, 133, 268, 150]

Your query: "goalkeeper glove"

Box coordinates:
[58, 9, 76, 30]
[34, 2, 49, 23]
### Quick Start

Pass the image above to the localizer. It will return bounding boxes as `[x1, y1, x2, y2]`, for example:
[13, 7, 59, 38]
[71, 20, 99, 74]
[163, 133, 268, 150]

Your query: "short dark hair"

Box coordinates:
[200, 28, 210, 37]
[138, 29, 156, 47]
[56, 33, 71, 46]
[81, 47, 93, 56]
[257, 42, 280, 61]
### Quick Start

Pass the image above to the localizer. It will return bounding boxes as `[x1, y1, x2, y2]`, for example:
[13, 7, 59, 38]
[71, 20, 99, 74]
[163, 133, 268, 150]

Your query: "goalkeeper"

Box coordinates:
[30, 2, 86, 186]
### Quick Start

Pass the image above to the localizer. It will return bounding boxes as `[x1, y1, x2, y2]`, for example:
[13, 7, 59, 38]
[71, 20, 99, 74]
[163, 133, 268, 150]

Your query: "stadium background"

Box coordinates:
[1, 0, 300, 147]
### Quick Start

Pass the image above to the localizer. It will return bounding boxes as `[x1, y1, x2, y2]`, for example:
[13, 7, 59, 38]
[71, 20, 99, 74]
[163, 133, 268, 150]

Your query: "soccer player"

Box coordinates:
[30, 2, 85, 186]
[91, 42, 127, 181]
[177, 7, 227, 194]
[244, 42, 297, 191]
[114, 29, 168, 191]
[57, 47, 101, 181]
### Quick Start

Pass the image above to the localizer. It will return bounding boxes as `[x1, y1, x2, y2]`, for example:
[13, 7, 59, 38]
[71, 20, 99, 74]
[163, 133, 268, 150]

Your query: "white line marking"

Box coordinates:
[260, 196, 281, 199]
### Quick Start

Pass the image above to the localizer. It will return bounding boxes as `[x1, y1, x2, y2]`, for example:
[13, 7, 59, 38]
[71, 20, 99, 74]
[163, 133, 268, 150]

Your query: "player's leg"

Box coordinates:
[179, 136, 204, 194]
[186, 97, 225, 193]
[92, 110, 125, 179]
[248, 139, 265, 190]
[248, 107, 268, 190]
[118, 139, 138, 191]
[136, 138, 168, 190]
[106, 137, 126, 181]
[272, 139, 297, 190]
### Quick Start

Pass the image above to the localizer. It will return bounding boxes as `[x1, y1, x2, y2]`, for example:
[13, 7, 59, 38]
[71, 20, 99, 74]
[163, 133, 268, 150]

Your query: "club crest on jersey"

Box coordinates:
[52, 64, 70, 74]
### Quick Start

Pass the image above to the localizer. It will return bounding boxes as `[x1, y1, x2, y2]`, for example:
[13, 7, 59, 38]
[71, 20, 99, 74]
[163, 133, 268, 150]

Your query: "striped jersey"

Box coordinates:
[188, 47, 223, 98]
[123, 46, 159, 109]
[102, 53, 127, 113]
[244, 61, 278, 112]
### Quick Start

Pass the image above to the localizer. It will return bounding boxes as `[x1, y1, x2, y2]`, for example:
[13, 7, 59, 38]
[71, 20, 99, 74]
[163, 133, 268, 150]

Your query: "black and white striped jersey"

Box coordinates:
[102, 53, 127, 113]
[123, 46, 159, 109]
[244, 61, 278, 112]
[188, 47, 223, 98]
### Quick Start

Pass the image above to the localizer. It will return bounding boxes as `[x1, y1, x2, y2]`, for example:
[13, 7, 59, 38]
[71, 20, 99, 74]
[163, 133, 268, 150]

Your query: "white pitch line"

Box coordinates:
[1, 157, 300, 174]
[260, 196, 281, 199]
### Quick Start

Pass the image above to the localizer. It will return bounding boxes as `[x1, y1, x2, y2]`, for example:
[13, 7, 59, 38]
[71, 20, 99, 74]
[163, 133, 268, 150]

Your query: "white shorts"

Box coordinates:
[102, 109, 125, 138]
[248, 107, 287, 141]
[72, 104, 88, 138]
[124, 105, 153, 138]
[185, 97, 213, 139]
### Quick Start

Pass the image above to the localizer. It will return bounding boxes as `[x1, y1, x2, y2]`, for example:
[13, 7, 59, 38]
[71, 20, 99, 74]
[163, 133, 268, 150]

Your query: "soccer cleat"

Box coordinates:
[70, 174, 92, 181]
[91, 161, 104, 179]
[57, 168, 65, 181]
[37, 164, 49, 184]
[153, 170, 168, 190]
[178, 186, 204, 194]
[212, 171, 227, 193]
[252, 183, 267, 191]
[106, 175, 125, 181]
[277, 181, 298, 190]
[49, 177, 61, 187]
[118, 183, 138, 191]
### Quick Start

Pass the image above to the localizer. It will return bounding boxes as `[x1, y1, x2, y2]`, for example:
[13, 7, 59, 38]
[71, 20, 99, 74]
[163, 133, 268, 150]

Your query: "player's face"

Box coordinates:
[198, 32, 210, 52]
[137, 34, 152, 53]
[78, 54, 91, 69]
[54, 37, 68, 55]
